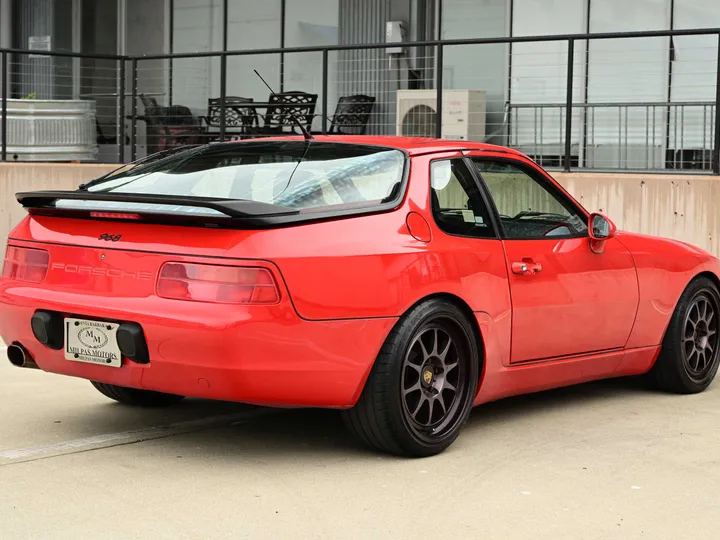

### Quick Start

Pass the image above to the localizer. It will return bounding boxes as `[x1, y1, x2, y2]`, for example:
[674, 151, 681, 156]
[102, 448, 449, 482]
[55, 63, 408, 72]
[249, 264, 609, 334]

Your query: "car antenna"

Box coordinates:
[253, 70, 314, 141]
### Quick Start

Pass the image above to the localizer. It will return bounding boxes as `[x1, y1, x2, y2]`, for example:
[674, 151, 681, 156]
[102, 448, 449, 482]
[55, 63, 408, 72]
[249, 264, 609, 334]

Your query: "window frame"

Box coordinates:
[428, 157, 500, 241]
[464, 155, 590, 241]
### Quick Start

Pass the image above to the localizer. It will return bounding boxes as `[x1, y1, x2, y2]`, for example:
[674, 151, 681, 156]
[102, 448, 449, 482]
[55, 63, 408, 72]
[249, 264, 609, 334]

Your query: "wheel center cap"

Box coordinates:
[422, 369, 433, 386]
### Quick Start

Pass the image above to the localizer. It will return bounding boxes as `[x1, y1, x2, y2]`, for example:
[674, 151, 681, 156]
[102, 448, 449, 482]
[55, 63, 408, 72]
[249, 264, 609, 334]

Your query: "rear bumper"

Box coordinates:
[0, 283, 395, 408]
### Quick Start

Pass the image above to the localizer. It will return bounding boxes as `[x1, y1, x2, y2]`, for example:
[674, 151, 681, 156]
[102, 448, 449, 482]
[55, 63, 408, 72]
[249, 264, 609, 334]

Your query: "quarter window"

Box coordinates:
[430, 159, 495, 239]
[472, 160, 587, 239]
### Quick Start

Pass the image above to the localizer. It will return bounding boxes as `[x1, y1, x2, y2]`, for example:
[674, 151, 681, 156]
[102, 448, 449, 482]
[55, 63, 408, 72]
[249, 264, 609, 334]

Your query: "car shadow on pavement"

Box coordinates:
[7, 375, 666, 462]
[141, 376, 661, 460]
[465, 375, 656, 430]
[48, 399, 260, 440]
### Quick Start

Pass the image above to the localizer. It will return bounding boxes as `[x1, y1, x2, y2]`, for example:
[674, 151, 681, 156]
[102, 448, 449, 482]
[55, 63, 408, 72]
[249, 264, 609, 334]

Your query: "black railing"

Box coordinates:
[1, 51, 7, 162]
[1, 27, 720, 173]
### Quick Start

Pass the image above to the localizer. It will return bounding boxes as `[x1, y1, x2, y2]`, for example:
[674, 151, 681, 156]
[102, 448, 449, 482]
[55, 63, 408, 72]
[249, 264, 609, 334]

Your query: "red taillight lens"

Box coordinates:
[157, 262, 280, 304]
[2, 246, 50, 283]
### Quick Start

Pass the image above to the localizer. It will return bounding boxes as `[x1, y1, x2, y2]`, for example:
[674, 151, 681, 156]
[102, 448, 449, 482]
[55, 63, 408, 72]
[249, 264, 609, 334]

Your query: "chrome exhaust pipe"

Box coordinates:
[7, 343, 39, 369]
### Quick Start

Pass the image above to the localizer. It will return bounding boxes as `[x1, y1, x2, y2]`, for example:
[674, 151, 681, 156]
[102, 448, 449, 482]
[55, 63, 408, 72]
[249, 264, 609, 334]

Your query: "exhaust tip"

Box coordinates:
[7, 344, 26, 367]
[7, 343, 38, 369]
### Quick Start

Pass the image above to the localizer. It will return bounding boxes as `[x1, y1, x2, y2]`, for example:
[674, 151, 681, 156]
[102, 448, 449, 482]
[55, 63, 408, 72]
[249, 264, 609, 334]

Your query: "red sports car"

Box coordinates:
[2, 136, 718, 457]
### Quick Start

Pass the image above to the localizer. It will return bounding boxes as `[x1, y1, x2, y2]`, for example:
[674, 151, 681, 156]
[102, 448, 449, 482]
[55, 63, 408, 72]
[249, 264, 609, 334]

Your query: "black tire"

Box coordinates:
[342, 299, 479, 457]
[91, 381, 185, 407]
[649, 276, 720, 394]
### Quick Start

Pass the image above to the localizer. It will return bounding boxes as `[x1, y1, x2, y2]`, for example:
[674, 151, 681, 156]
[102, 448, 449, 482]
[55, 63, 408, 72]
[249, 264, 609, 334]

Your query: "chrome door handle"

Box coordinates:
[511, 261, 542, 275]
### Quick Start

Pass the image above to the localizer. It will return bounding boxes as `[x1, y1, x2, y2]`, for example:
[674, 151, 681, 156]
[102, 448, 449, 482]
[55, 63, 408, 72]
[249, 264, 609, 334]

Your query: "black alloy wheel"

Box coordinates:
[343, 299, 479, 457]
[651, 277, 720, 394]
[400, 323, 469, 443]
[681, 291, 719, 384]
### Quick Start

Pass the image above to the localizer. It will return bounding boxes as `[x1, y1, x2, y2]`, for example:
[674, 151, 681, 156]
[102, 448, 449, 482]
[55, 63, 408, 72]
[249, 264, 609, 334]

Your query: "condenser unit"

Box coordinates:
[396, 89, 486, 141]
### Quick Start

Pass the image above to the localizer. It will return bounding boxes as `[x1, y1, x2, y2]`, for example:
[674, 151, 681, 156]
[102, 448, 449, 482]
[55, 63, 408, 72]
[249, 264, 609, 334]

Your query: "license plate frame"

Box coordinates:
[64, 318, 122, 368]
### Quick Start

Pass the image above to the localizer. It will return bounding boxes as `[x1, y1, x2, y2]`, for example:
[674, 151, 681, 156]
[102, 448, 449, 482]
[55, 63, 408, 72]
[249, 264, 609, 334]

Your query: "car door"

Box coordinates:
[466, 154, 639, 363]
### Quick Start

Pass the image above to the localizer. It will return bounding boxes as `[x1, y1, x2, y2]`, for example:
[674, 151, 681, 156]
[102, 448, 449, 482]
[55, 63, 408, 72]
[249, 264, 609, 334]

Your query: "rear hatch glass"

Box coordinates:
[58, 141, 407, 220]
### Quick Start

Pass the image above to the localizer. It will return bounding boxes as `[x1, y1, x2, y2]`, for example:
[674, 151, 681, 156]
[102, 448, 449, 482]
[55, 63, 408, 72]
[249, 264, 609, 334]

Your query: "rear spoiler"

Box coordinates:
[15, 188, 401, 229]
[15, 190, 300, 227]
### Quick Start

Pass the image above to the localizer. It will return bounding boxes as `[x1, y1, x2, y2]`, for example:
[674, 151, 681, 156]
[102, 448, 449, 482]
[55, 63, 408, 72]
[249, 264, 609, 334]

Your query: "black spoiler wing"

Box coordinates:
[15, 190, 300, 228]
[15, 188, 400, 229]
[15, 190, 302, 228]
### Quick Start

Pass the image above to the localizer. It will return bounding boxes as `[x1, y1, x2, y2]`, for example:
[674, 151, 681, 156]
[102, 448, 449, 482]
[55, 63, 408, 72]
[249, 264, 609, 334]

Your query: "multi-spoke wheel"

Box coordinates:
[651, 277, 720, 394]
[681, 293, 718, 383]
[401, 325, 468, 442]
[343, 299, 479, 457]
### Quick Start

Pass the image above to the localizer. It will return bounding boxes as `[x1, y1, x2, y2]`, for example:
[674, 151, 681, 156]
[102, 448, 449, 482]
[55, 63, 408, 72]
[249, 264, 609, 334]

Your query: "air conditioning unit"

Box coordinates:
[396, 89, 486, 141]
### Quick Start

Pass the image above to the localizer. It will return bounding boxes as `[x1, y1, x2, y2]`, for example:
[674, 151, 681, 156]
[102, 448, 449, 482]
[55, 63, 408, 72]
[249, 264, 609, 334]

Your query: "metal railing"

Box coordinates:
[1, 27, 720, 173]
[1, 48, 125, 163]
[510, 101, 717, 170]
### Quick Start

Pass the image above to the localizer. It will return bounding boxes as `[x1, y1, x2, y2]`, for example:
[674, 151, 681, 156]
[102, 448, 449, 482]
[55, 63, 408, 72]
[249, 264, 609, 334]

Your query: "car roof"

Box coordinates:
[225, 135, 526, 157]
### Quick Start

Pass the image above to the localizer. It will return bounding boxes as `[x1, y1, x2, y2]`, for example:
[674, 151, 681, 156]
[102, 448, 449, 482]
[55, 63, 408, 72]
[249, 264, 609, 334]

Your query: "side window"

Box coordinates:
[472, 160, 588, 239]
[430, 159, 496, 239]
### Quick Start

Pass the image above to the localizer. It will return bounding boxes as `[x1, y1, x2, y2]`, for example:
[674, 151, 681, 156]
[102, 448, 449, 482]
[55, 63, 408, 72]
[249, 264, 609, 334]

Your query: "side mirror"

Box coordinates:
[588, 213, 616, 254]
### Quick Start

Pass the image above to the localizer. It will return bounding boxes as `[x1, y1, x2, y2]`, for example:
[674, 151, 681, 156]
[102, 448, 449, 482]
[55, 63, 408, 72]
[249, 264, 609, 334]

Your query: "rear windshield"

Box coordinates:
[78, 141, 406, 217]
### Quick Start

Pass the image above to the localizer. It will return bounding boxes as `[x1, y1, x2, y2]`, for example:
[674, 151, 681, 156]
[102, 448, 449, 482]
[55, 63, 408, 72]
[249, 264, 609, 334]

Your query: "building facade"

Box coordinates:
[1, 0, 719, 169]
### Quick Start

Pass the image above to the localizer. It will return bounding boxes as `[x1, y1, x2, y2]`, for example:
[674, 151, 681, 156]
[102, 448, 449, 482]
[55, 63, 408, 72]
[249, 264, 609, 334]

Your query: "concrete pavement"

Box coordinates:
[1, 341, 720, 539]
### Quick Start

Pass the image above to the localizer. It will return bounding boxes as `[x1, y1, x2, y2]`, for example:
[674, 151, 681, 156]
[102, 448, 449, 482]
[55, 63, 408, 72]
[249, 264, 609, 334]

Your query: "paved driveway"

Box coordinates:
[1, 340, 720, 539]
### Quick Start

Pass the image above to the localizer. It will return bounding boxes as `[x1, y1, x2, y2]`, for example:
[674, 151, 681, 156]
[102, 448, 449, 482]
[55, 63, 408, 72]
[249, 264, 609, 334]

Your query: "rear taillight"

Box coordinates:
[157, 262, 280, 304]
[2, 246, 50, 283]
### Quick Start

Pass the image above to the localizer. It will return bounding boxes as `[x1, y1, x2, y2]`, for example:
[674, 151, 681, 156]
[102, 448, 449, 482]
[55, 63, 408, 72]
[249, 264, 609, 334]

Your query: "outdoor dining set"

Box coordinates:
[134, 91, 376, 154]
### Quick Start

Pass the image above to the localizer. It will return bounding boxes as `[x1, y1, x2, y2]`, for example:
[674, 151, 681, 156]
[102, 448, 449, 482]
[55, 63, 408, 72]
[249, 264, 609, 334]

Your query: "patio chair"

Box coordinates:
[137, 94, 169, 155]
[139, 94, 161, 114]
[203, 96, 259, 140]
[161, 105, 206, 149]
[248, 91, 318, 135]
[327, 95, 376, 135]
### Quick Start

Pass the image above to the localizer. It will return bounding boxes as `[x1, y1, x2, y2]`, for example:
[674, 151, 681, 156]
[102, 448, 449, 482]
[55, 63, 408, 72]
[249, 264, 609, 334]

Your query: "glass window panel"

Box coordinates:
[586, 0, 670, 162]
[431, 159, 496, 239]
[284, 0, 339, 131]
[441, 0, 509, 144]
[510, 0, 586, 155]
[172, 0, 222, 114]
[473, 159, 587, 238]
[225, 0, 282, 104]
[668, 0, 720, 156]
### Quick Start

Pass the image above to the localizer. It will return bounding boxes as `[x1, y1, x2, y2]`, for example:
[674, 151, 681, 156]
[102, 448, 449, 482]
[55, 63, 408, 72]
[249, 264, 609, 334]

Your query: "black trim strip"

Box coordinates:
[506, 346, 626, 367]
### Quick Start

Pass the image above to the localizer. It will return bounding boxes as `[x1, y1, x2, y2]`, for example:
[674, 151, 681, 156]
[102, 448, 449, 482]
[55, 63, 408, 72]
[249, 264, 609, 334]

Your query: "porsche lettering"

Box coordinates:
[51, 263, 153, 281]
